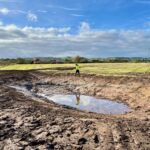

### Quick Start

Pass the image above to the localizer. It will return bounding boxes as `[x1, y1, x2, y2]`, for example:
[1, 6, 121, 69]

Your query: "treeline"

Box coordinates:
[0, 56, 150, 64]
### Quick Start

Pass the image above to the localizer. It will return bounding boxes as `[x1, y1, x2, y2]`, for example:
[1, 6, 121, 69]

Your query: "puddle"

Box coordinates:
[39, 94, 131, 115]
[9, 84, 132, 115]
[24, 83, 33, 91]
[8, 85, 34, 97]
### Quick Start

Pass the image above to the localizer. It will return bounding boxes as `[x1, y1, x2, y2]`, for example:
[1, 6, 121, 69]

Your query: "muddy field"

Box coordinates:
[0, 71, 150, 150]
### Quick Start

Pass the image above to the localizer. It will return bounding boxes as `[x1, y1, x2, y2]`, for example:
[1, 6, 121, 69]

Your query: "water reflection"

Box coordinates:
[24, 83, 33, 91]
[10, 84, 132, 115]
[75, 93, 80, 105]
[48, 94, 131, 115]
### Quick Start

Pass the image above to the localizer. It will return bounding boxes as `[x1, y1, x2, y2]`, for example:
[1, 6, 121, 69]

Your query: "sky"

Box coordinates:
[0, 0, 150, 58]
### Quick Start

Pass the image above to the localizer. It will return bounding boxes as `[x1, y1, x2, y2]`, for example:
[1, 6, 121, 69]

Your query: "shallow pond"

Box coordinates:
[10, 84, 132, 115]
[37, 93, 131, 115]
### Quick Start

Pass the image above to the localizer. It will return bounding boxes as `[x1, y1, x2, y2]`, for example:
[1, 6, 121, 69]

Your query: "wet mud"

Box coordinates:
[0, 71, 150, 150]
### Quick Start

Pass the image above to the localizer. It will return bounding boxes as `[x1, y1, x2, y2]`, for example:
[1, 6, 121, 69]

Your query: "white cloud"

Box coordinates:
[79, 22, 91, 33]
[0, 8, 10, 15]
[13, 10, 26, 14]
[37, 10, 47, 13]
[27, 11, 38, 22]
[1, 24, 18, 30]
[0, 7, 26, 15]
[48, 5, 81, 11]
[71, 14, 84, 17]
[0, 22, 150, 58]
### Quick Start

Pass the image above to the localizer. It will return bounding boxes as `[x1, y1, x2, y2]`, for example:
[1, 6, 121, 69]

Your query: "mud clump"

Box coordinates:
[0, 70, 150, 150]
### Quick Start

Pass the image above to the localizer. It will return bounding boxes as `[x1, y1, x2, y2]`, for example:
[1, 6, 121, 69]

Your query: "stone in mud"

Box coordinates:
[36, 132, 48, 140]
[47, 136, 54, 142]
[0, 120, 7, 127]
[32, 128, 44, 135]
[19, 141, 29, 149]
[83, 128, 89, 133]
[54, 117, 64, 124]
[63, 117, 75, 124]
[13, 138, 21, 143]
[31, 120, 42, 127]
[49, 125, 62, 134]
[66, 145, 72, 150]
[54, 144, 64, 149]
[50, 121, 57, 126]
[24, 146, 34, 150]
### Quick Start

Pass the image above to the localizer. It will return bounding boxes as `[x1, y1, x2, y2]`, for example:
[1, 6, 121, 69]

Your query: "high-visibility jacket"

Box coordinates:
[76, 65, 80, 70]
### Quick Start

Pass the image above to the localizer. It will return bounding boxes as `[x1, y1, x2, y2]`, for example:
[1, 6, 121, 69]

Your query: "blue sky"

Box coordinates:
[0, 0, 150, 58]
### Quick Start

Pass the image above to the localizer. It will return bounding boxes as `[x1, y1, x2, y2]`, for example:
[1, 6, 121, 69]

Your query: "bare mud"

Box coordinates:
[0, 71, 150, 150]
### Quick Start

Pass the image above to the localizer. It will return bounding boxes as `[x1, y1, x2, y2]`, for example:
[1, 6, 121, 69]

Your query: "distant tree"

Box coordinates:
[73, 55, 81, 63]
[64, 57, 73, 63]
[80, 57, 89, 63]
[16, 58, 25, 64]
[33, 58, 40, 64]
[23, 59, 32, 64]
[130, 59, 142, 63]
[91, 59, 102, 63]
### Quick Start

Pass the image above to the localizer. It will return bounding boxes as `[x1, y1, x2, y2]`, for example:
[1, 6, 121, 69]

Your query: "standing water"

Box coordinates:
[37, 93, 131, 115]
[9, 84, 132, 115]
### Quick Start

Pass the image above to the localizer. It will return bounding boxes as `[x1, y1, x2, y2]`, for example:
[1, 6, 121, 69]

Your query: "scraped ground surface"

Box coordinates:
[0, 71, 150, 150]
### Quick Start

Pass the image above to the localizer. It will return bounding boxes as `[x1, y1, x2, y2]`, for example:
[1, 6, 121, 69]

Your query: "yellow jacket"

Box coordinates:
[76, 65, 80, 70]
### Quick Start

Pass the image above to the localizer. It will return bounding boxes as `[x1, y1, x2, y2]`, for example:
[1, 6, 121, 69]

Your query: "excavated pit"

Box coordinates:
[0, 71, 150, 150]
[10, 82, 132, 115]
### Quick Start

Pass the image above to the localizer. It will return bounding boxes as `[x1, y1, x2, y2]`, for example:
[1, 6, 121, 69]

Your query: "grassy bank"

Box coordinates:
[0, 63, 150, 75]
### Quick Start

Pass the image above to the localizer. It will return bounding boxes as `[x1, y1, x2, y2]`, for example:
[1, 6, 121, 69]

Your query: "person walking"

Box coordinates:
[75, 64, 80, 76]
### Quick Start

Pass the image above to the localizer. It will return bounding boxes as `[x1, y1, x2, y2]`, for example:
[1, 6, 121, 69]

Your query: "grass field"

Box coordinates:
[0, 63, 150, 75]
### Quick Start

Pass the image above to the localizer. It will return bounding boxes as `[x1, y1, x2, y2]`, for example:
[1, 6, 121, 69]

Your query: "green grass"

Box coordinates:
[0, 64, 73, 70]
[0, 63, 150, 75]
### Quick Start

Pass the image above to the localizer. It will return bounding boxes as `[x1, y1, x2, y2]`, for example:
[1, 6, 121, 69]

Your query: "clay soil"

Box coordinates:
[0, 71, 150, 150]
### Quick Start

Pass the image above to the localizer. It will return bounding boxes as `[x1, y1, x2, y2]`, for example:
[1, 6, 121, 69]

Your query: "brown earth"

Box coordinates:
[0, 71, 150, 150]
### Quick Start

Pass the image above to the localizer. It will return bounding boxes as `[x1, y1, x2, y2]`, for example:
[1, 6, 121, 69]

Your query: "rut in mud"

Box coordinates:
[0, 71, 150, 150]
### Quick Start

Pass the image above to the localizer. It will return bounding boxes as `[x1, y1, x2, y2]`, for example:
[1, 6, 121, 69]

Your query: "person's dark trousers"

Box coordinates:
[75, 70, 80, 76]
